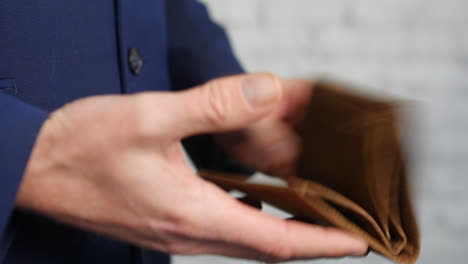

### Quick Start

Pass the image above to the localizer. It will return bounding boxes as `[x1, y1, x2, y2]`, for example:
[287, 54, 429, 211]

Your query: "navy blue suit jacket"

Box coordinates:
[0, 1, 243, 263]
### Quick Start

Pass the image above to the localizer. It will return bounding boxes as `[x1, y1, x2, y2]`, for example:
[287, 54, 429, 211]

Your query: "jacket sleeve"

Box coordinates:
[166, 0, 253, 174]
[0, 93, 48, 261]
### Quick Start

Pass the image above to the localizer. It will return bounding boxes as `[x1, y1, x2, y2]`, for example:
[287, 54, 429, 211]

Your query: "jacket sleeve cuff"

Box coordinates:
[0, 93, 48, 260]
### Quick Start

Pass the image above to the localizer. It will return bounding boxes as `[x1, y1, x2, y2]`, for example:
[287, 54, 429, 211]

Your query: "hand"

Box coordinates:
[17, 73, 367, 262]
[215, 79, 314, 179]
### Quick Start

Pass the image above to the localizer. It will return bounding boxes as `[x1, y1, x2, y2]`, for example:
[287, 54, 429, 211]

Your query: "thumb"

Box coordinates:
[169, 73, 283, 138]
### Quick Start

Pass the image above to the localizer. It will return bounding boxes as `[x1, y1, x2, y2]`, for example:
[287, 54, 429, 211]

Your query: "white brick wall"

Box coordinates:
[174, 1, 468, 263]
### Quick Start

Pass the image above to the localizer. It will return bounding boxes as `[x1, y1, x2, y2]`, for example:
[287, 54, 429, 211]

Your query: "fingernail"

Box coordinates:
[242, 74, 281, 108]
[352, 245, 370, 257]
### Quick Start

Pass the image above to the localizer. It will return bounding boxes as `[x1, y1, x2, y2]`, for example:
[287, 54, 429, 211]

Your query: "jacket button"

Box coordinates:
[128, 47, 143, 75]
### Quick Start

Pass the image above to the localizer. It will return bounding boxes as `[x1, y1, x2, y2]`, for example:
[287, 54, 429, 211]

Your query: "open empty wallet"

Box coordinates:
[199, 80, 420, 264]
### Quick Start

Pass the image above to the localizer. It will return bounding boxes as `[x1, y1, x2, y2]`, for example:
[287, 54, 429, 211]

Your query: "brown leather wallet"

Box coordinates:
[199, 81, 420, 264]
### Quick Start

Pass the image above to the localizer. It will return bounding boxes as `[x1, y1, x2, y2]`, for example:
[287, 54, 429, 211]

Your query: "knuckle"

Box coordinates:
[146, 180, 206, 235]
[199, 81, 232, 127]
[143, 215, 192, 254]
[259, 222, 293, 262]
[143, 193, 207, 255]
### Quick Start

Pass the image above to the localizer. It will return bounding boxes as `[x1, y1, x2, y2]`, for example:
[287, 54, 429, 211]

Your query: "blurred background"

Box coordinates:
[175, 0, 468, 263]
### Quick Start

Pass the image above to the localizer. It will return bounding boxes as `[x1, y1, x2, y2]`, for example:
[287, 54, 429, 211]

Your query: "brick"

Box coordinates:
[354, 0, 468, 28]
[201, 0, 259, 26]
[227, 26, 313, 57]
[262, 0, 348, 26]
[316, 27, 457, 60]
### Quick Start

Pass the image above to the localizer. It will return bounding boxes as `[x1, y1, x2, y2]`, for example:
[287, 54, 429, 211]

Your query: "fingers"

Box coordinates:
[200, 183, 369, 261]
[243, 120, 300, 177]
[215, 119, 300, 178]
[279, 79, 315, 126]
[165, 73, 283, 138]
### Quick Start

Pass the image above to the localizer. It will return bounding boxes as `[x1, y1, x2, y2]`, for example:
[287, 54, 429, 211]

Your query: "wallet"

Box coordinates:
[199, 80, 420, 264]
